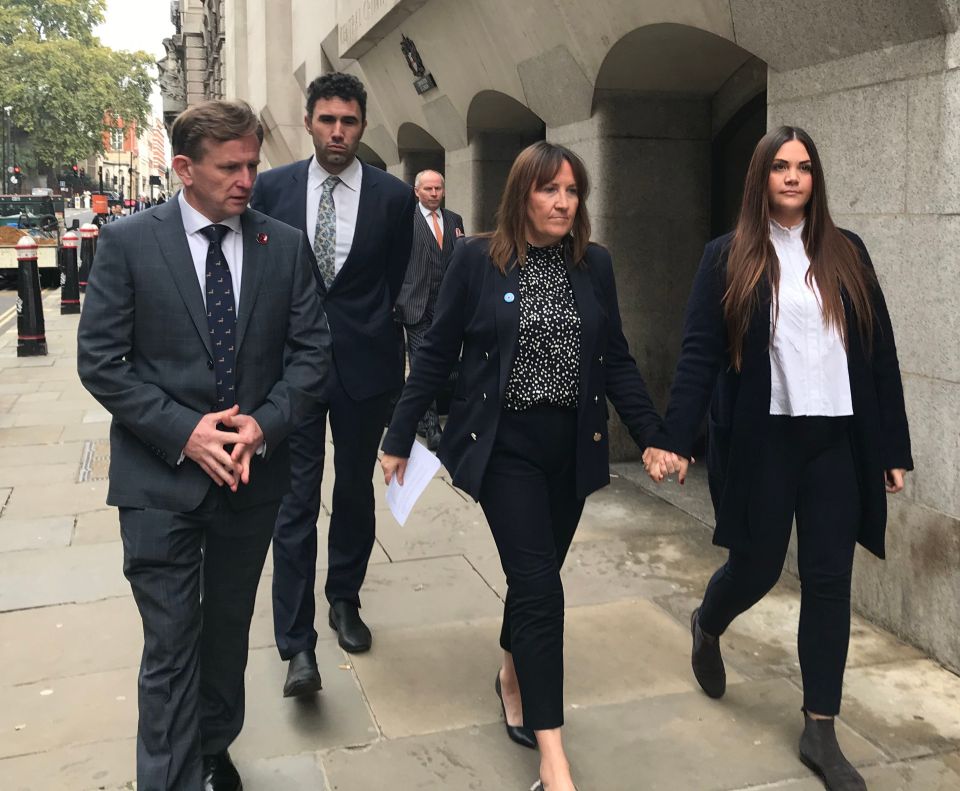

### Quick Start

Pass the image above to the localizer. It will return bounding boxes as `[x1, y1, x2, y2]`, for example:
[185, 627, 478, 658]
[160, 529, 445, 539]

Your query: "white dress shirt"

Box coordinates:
[768, 219, 853, 416]
[306, 155, 362, 274]
[178, 191, 244, 308]
[419, 201, 443, 243]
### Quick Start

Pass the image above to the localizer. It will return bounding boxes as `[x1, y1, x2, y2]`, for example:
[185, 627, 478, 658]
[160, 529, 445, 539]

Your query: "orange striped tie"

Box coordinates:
[431, 211, 443, 248]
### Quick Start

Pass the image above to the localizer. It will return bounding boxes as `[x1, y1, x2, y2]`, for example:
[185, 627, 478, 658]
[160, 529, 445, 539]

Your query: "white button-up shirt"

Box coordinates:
[419, 201, 443, 242]
[179, 191, 243, 309]
[768, 219, 853, 416]
[306, 155, 362, 275]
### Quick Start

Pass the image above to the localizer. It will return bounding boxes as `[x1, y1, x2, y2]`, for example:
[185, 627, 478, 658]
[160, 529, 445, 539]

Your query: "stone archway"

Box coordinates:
[463, 90, 545, 233]
[357, 142, 386, 170]
[397, 122, 445, 186]
[589, 23, 766, 459]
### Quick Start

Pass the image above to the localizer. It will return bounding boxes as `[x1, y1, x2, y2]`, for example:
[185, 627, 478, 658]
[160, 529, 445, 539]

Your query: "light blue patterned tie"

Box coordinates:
[314, 175, 340, 288]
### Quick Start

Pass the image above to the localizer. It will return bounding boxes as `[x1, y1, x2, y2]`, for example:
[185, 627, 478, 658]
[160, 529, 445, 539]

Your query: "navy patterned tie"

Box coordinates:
[200, 224, 236, 409]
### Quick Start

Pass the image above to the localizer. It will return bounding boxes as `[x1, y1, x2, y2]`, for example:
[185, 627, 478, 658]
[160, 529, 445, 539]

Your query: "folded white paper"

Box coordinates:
[386, 439, 442, 526]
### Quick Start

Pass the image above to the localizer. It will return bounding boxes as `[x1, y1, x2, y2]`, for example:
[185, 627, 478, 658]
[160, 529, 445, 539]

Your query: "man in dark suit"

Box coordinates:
[395, 169, 464, 451]
[250, 72, 416, 695]
[77, 100, 331, 791]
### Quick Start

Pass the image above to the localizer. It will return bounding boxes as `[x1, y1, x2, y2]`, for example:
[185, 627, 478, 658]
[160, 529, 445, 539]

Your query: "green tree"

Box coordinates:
[0, 0, 154, 172]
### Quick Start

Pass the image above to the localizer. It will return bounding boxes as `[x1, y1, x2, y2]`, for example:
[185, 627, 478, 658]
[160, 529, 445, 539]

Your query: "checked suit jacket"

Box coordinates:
[395, 206, 464, 326]
[77, 196, 332, 514]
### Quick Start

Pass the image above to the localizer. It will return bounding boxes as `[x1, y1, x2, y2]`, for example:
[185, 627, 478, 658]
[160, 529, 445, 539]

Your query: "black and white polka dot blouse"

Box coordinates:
[503, 242, 582, 411]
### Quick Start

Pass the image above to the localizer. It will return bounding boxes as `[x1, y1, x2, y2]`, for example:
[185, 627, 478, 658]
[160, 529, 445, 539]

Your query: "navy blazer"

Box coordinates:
[250, 158, 417, 401]
[382, 237, 662, 501]
[649, 230, 913, 558]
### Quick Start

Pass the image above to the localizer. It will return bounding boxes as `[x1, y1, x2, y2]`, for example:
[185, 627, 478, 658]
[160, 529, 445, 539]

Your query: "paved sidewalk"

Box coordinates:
[1, 294, 960, 790]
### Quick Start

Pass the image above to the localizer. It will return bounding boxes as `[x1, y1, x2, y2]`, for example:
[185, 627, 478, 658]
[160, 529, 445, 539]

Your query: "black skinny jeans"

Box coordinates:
[479, 406, 585, 731]
[698, 416, 860, 715]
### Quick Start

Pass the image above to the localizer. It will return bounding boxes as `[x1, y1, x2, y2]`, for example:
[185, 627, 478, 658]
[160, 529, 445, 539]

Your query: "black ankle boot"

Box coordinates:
[798, 711, 867, 790]
[690, 607, 725, 698]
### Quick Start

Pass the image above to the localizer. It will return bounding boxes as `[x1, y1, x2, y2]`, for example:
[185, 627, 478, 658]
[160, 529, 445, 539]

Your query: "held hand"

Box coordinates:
[222, 412, 265, 491]
[381, 454, 408, 486]
[885, 468, 906, 494]
[642, 447, 693, 485]
[184, 405, 242, 488]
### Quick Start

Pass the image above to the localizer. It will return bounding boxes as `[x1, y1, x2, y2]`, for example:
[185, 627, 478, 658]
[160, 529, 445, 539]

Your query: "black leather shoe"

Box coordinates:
[799, 711, 867, 790]
[691, 607, 726, 698]
[202, 751, 242, 791]
[329, 600, 372, 653]
[282, 649, 322, 698]
[425, 425, 442, 452]
[495, 672, 537, 750]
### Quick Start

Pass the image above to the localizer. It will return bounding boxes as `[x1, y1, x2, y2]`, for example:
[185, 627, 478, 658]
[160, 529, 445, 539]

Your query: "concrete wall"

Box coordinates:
[768, 32, 960, 673]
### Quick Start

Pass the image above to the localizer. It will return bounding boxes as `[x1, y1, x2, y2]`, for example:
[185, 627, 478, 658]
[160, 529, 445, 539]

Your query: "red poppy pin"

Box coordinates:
[257, 233, 269, 245]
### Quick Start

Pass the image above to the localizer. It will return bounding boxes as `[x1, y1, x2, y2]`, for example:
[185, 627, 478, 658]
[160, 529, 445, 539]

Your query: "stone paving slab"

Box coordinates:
[0, 516, 74, 552]
[0, 440, 84, 466]
[0, 735, 135, 791]
[839, 658, 960, 760]
[744, 753, 960, 790]
[71, 508, 118, 544]
[0, 541, 127, 611]
[2, 480, 107, 520]
[0, 596, 141, 686]
[232, 644, 379, 758]
[0, 462, 79, 487]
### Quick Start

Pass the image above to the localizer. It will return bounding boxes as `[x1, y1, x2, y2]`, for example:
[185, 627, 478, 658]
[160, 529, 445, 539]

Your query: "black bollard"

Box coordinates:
[60, 229, 81, 315]
[78, 223, 96, 293]
[16, 237, 47, 357]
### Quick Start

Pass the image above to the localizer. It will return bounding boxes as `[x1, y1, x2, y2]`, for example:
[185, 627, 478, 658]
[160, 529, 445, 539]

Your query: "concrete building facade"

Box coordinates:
[220, 0, 960, 674]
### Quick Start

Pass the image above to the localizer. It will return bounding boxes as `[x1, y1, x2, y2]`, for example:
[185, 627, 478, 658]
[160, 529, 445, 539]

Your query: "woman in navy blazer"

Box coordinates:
[382, 142, 660, 791]
[645, 127, 912, 791]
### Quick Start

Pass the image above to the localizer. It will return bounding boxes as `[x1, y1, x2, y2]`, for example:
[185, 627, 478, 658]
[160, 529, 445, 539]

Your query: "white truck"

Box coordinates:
[0, 194, 63, 286]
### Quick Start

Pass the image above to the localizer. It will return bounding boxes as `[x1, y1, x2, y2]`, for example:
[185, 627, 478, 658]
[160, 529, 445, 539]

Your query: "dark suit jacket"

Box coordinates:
[649, 230, 913, 558]
[395, 206, 464, 325]
[250, 158, 417, 401]
[77, 197, 332, 513]
[382, 237, 662, 500]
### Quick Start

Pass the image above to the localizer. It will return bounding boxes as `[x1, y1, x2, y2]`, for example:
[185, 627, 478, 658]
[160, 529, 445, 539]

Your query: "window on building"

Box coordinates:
[111, 128, 124, 151]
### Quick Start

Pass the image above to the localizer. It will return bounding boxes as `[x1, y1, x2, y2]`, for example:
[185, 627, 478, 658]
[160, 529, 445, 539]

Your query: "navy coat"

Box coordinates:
[382, 237, 662, 501]
[649, 230, 913, 558]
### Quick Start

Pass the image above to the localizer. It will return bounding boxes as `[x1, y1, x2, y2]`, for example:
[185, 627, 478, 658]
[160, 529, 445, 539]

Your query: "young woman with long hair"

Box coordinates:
[644, 126, 912, 790]
[381, 141, 662, 791]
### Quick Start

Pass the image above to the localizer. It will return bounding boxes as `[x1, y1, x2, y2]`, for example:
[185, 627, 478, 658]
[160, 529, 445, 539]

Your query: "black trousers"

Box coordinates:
[698, 416, 860, 715]
[404, 309, 440, 433]
[479, 406, 584, 731]
[271, 363, 391, 659]
[120, 487, 277, 791]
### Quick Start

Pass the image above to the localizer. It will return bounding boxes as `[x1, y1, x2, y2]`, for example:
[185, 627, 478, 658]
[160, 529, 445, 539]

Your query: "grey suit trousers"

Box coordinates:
[120, 487, 278, 791]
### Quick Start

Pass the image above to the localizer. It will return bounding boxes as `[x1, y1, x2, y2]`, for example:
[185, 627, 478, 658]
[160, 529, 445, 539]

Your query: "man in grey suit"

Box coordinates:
[395, 169, 464, 450]
[77, 100, 331, 791]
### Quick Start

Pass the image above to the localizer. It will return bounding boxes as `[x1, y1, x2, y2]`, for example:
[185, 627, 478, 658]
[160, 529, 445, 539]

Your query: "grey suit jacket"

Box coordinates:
[395, 206, 464, 325]
[77, 196, 331, 513]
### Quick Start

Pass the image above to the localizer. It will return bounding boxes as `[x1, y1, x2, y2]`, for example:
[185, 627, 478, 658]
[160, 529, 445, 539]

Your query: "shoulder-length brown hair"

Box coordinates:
[487, 141, 591, 273]
[724, 125, 876, 371]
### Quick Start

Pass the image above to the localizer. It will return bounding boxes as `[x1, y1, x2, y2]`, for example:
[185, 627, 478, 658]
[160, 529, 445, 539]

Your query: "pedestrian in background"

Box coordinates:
[381, 141, 662, 791]
[644, 126, 912, 791]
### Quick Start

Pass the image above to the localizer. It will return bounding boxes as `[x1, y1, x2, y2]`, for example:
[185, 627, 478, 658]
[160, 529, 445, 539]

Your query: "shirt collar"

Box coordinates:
[769, 217, 805, 241]
[310, 155, 362, 192]
[178, 190, 242, 237]
[419, 202, 440, 219]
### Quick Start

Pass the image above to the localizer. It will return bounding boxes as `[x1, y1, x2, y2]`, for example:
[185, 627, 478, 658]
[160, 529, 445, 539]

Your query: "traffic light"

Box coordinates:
[12, 165, 20, 175]
[72, 164, 78, 174]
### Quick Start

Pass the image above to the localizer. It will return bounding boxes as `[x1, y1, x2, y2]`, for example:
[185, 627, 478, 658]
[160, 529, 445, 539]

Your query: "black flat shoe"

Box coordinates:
[202, 751, 242, 791]
[691, 606, 726, 699]
[495, 672, 537, 749]
[329, 600, 372, 653]
[283, 649, 322, 698]
[799, 711, 867, 790]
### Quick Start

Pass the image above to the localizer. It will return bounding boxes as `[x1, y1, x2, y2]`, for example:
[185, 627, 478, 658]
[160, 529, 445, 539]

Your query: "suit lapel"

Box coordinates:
[151, 200, 213, 358]
[440, 209, 456, 256]
[495, 257, 521, 401]
[290, 159, 310, 235]
[566, 253, 600, 412]
[236, 210, 268, 353]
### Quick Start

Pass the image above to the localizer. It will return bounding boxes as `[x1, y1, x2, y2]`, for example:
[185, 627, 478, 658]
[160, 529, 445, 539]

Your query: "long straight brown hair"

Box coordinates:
[487, 141, 592, 273]
[724, 126, 876, 371]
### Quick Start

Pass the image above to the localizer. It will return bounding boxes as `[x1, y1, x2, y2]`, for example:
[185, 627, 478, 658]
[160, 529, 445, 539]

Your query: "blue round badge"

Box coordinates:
[504, 292, 515, 303]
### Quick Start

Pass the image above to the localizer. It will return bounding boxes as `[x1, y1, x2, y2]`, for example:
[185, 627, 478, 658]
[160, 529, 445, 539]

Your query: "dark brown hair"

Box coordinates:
[305, 72, 367, 122]
[487, 141, 591, 272]
[723, 125, 876, 370]
[171, 100, 263, 161]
